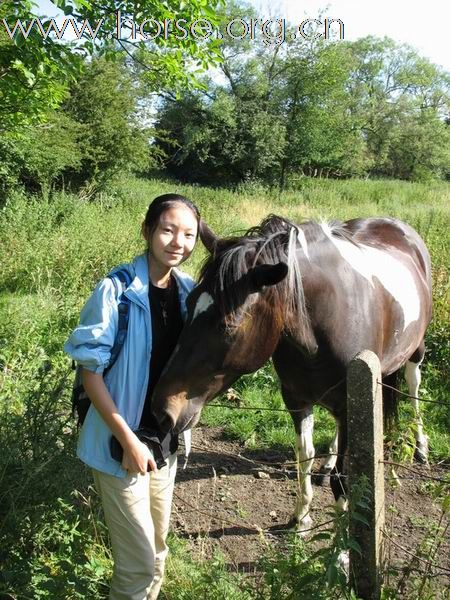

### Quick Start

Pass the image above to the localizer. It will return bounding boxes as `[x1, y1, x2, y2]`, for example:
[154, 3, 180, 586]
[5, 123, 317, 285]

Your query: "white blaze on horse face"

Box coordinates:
[295, 413, 315, 533]
[192, 292, 214, 321]
[321, 224, 420, 330]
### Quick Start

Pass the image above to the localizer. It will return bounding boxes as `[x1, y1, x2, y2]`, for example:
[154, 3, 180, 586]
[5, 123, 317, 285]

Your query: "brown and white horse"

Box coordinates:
[152, 215, 432, 530]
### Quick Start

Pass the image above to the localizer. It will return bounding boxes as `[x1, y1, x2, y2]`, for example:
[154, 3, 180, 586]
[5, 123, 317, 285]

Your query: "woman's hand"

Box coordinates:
[122, 434, 157, 475]
[81, 370, 158, 475]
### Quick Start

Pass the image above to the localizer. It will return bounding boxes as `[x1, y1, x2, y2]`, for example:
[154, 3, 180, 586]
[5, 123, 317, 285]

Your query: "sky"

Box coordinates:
[253, 0, 449, 70]
[35, 0, 449, 71]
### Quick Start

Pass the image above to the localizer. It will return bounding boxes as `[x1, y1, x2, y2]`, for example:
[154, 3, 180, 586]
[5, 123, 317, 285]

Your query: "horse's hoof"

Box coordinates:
[414, 439, 429, 464]
[312, 468, 331, 487]
[286, 517, 298, 530]
[414, 446, 428, 464]
[287, 515, 313, 537]
[337, 550, 350, 579]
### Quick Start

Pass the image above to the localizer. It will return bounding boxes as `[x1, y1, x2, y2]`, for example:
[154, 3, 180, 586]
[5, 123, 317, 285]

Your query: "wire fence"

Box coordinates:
[173, 371, 449, 585]
[184, 440, 449, 485]
[173, 440, 449, 587]
[377, 380, 450, 406]
[204, 378, 450, 415]
[173, 441, 450, 588]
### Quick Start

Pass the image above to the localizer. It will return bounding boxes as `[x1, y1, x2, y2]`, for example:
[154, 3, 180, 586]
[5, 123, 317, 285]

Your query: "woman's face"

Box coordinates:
[148, 205, 198, 270]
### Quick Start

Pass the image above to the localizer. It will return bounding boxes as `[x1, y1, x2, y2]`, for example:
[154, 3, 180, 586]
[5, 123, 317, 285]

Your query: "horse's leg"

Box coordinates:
[330, 416, 348, 511]
[316, 426, 338, 486]
[294, 409, 315, 533]
[330, 416, 350, 574]
[283, 386, 315, 533]
[405, 343, 428, 463]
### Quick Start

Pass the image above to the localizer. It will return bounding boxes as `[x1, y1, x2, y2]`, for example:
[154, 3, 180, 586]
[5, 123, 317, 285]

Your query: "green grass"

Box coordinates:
[0, 174, 449, 599]
[201, 363, 337, 455]
[0, 173, 448, 456]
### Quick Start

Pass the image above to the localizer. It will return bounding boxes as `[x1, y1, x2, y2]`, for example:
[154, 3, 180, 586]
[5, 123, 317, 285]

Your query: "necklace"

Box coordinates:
[152, 278, 172, 326]
[160, 296, 168, 326]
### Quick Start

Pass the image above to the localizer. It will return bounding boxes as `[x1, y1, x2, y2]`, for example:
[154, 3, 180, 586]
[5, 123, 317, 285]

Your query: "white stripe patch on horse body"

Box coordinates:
[192, 292, 214, 320]
[321, 225, 420, 330]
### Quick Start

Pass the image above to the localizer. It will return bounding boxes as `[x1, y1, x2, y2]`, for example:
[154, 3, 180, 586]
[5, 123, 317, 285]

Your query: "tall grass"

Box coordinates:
[0, 174, 448, 598]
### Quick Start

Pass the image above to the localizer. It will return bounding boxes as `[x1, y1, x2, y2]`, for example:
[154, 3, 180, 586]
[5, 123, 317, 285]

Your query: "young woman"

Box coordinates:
[65, 193, 200, 600]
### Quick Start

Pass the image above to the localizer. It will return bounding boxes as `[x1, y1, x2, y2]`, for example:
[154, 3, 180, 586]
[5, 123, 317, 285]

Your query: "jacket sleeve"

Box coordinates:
[64, 278, 119, 374]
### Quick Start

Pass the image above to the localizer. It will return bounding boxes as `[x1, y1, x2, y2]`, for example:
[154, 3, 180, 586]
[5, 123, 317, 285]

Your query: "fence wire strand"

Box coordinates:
[204, 377, 449, 417]
[188, 442, 448, 485]
[377, 379, 450, 407]
[174, 363, 449, 584]
[381, 460, 449, 483]
[382, 529, 450, 575]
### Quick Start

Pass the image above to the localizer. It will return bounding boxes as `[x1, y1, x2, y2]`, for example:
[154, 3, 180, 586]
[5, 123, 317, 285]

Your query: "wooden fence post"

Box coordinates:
[347, 350, 385, 600]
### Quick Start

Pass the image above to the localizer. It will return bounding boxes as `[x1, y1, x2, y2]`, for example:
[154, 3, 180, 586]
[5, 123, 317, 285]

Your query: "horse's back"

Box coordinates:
[343, 217, 432, 285]
[299, 216, 433, 375]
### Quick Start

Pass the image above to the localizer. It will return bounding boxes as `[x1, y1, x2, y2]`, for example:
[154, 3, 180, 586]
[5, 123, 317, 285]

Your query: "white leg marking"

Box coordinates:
[405, 359, 428, 459]
[192, 292, 214, 320]
[321, 429, 338, 472]
[295, 414, 315, 533]
[336, 489, 349, 578]
[337, 550, 350, 578]
[336, 496, 348, 512]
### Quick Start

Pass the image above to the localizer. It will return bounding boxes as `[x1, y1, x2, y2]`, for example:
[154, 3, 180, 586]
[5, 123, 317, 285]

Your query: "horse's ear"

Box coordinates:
[250, 262, 288, 291]
[199, 219, 219, 255]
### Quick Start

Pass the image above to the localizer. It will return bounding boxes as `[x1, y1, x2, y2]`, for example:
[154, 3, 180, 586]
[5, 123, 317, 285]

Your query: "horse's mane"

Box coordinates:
[199, 214, 339, 337]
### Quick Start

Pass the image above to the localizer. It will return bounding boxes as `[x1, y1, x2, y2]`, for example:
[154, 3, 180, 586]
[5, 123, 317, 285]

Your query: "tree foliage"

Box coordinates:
[0, 0, 77, 131]
[0, 0, 224, 195]
[0, 58, 154, 196]
[0, 0, 224, 131]
[63, 58, 150, 187]
[153, 20, 450, 184]
[1, 1, 449, 194]
[345, 37, 450, 180]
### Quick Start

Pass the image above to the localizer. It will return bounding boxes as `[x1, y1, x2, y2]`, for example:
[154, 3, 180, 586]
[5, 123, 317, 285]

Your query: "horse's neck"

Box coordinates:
[281, 252, 321, 355]
[233, 295, 284, 370]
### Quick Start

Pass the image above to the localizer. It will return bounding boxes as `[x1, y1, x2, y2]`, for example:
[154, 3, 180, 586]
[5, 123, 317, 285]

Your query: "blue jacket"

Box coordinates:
[64, 253, 195, 477]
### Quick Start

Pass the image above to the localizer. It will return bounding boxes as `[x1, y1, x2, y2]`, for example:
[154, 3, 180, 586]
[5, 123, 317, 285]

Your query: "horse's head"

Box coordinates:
[151, 219, 289, 434]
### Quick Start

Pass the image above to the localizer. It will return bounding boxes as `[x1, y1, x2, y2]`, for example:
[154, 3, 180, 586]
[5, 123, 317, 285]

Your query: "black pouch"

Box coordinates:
[110, 428, 167, 470]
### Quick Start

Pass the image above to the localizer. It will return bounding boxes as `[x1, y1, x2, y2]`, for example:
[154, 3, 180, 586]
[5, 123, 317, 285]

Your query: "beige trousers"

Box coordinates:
[93, 453, 177, 600]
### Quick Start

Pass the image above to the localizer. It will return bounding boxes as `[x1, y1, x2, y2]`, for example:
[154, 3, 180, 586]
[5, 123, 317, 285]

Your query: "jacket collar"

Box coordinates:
[122, 253, 149, 311]
[125, 253, 193, 312]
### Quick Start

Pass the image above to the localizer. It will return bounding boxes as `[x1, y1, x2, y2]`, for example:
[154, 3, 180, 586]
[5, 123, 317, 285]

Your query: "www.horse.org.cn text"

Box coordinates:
[1, 13, 345, 46]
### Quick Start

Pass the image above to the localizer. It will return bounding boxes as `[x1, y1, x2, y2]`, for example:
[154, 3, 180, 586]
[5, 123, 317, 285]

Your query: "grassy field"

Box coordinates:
[0, 174, 448, 598]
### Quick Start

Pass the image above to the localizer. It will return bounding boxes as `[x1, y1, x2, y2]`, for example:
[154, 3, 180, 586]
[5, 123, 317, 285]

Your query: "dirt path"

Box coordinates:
[172, 426, 450, 595]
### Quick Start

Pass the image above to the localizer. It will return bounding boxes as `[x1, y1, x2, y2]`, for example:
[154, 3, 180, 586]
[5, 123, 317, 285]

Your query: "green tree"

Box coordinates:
[345, 37, 450, 179]
[276, 42, 370, 185]
[0, 0, 224, 132]
[62, 58, 150, 188]
[0, 57, 157, 196]
[0, 0, 75, 131]
[155, 29, 450, 185]
[153, 1, 288, 184]
[15, 112, 82, 196]
[381, 109, 450, 180]
[155, 88, 287, 184]
[154, 11, 368, 185]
